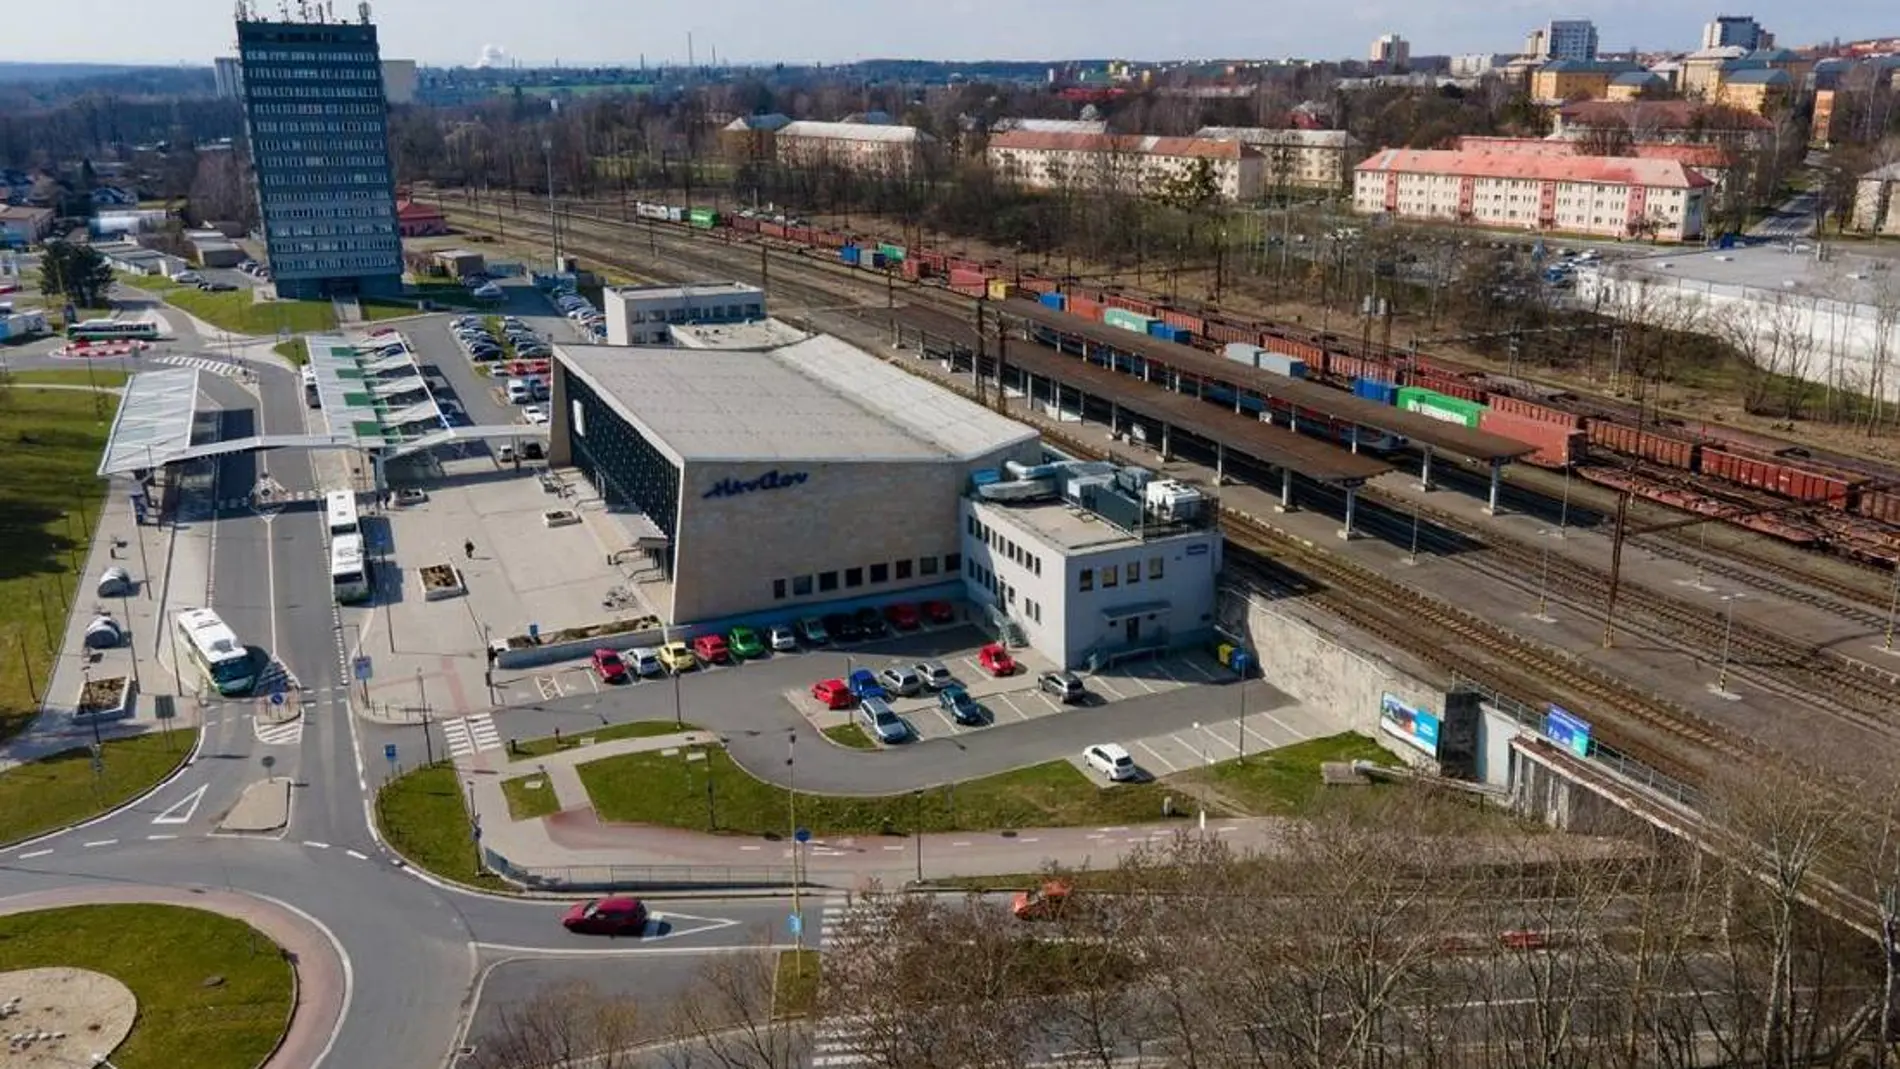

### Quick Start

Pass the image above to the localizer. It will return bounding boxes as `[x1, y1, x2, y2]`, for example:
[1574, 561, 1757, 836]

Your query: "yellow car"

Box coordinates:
[658, 642, 697, 674]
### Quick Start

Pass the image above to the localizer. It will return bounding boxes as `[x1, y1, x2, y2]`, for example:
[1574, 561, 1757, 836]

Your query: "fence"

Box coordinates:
[481, 847, 797, 891]
[1462, 680, 1703, 810]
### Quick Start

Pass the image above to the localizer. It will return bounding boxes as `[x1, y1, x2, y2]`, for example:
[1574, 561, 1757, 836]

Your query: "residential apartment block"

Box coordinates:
[1551, 99, 1773, 147]
[1455, 136, 1738, 196]
[1530, 59, 1646, 102]
[771, 121, 933, 176]
[987, 131, 1265, 202]
[1193, 127, 1358, 191]
[1353, 147, 1710, 241]
[1852, 162, 1900, 236]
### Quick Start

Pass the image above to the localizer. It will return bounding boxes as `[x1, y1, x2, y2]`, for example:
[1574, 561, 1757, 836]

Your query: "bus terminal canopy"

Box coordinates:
[97, 367, 202, 477]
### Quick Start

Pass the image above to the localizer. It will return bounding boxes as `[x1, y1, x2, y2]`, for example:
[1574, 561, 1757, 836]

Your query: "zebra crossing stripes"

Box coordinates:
[253, 714, 304, 746]
[809, 1016, 878, 1069]
[442, 713, 502, 759]
[817, 894, 889, 952]
[153, 354, 249, 379]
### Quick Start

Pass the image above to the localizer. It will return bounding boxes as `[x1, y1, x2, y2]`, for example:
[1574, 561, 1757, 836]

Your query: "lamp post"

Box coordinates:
[913, 789, 924, 883]
[1711, 593, 1742, 699]
[1191, 720, 1209, 830]
[1406, 503, 1421, 566]
[786, 729, 800, 909]
[1884, 563, 1900, 653]
[1532, 535, 1556, 624]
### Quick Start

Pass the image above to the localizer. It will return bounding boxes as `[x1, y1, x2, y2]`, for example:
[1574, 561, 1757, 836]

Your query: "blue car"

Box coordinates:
[847, 668, 888, 702]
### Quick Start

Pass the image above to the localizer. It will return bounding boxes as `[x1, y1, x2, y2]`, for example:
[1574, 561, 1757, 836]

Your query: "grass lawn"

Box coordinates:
[270, 339, 305, 365]
[115, 272, 179, 294]
[0, 389, 118, 739]
[501, 773, 561, 819]
[406, 279, 493, 310]
[0, 903, 293, 1069]
[3, 368, 131, 387]
[773, 949, 820, 1019]
[0, 728, 199, 845]
[508, 719, 689, 761]
[361, 300, 423, 321]
[821, 723, 878, 750]
[375, 760, 506, 890]
[578, 746, 1199, 836]
[1177, 733, 1398, 816]
[165, 288, 337, 336]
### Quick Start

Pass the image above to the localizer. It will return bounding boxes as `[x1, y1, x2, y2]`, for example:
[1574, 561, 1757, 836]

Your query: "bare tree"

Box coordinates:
[469, 980, 641, 1069]
[661, 946, 804, 1069]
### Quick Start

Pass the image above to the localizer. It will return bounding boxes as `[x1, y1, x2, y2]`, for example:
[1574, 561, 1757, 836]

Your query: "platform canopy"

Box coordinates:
[97, 367, 201, 476]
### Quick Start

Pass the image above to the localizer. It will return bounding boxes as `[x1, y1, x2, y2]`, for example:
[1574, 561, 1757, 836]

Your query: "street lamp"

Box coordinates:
[1191, 720, 1209, 830]
[1710, 593, 1743, 700]
[1532, 534, 1556, 624]
[1883, 563, 1900, 654]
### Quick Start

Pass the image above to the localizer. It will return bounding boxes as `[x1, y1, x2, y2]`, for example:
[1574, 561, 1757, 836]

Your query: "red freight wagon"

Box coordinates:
[1411, 373, 1488, 404]
[1162, 309, 1205, 334]
[1478, 409, 1585, 469]
[728, 215, 760, 233]
[1018, 277, 1057, 294]
[1700, 448, 1851, 506]
[948, 267, 989, 298]
[1857, 488, 1900, 526]
[948, 258, 983, 274]
[759, 221, 786, 239]
[1067, 296, 1103, 320]
[1488, 394, 1583, 428]
[1204, 320, 1256, 345]
[1327, 352, 1391, 382]
[1587, 422, 1699, 470]
[1280, 338, 1325, 365]
[1104, 293, 1159, 317]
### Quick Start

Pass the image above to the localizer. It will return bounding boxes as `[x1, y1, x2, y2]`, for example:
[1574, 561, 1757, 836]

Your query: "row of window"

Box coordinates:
[253, 120, 385, 137]
[274, 254, 400, 273]
[273, 237, 399, 256]
[768, 554, 959, 601]
[265, 203, 392, 221]
[258, 153, 389, 171]
[241, 48, 379, 63]
[269, 223, 396, 240]
[969, 559, 1016, 609]
[247, 84, 381, 99]
[1078, 557, 1165, 593]
[967, 515, 1045, 577]
[256, 135, 385, 151]
[246, 64, 381, 83]
[634, 302, 764, 323]
[250, 102, 383, 117]
[258, 171, 390, 188]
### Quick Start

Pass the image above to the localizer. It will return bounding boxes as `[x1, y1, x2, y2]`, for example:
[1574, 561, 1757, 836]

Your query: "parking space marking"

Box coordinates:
[586, 670, 602, 694]
[1150, 661, 1187, 684]
[535, 675, 565, 701]
[1199, 725, 1242, 758]
[1033, 690, 1062, 713]
[992, 693, 1032, 721]
[1259, 708, 1314, 742]
[1177, 658, 1220, 682]
[1136, 740, 1180, 774]
[1120, 671, 1164, 695]
[1168, 733, 1214, 770]
[1091, 676, 1128, 701]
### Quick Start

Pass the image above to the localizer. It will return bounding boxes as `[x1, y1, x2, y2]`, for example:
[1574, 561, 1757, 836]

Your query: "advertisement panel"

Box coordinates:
[1544, 704, 1592, 759]
[1379, 693, 1440, 757]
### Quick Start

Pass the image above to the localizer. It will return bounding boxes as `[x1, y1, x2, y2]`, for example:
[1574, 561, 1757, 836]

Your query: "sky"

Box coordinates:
[6, 0, 1898, 68]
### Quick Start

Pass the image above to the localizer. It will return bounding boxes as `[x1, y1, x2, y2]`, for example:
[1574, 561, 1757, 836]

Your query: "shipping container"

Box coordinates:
[1068, 296, 1103, 321]
[1103, 307, 1158, 335]
[1478, 408, 1585, 469]
[1018, 276, 1057, 295]
[689, 208, 717, 229]
[877, 243, 906, 263]
[1353, 377, 1399, 406]
[1585, 422, 1699, 471]
[1039, 291, 1067, 311]
[759, 222, 787, 240]
[1487, 394, 1582, 428]
[1700, 448, 1852, 506]
[839, 245, 861, 266]
[948, 267, 989, 297]
[1205, 319, 1256, 345]
[1149, 321, 1191, 344]
[901, 258, 925, 281]
[1397, 387, 1486, 429]
[987, 278, 1012, 301]
[729, 215, 760, 233]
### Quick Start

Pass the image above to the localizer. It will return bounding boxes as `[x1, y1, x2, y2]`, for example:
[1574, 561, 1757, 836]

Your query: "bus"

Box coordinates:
[324, 490, 360, 538]
[67, 319, 160, 342]
[301, 364, 319, 409]
[330, 533, 370, 603]
[174, 607, 255, 696]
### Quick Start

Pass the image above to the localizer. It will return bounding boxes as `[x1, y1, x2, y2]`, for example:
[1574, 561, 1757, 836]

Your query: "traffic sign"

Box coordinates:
[353, 656, 373, 682]
[269, 688, 286, 707]
[794, 827, 811, 843]
[787, 913, 803, 936]
[383, 743, 398, 763]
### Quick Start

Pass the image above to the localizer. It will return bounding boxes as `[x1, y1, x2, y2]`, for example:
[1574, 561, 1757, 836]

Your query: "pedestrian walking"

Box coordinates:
[464, 539, 475, 560]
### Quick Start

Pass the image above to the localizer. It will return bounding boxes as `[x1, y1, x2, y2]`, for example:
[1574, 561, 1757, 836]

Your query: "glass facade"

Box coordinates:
[237, 19, 403, 300]
[565, 373, 682, 552]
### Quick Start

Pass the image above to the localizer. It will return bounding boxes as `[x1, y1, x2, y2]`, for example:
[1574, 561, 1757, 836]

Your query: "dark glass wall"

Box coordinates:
[566, 374, 682, 541]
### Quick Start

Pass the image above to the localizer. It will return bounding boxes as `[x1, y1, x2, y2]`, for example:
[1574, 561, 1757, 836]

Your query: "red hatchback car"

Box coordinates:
[883, 602, 920, 631]
[562, 896, 649, 936]
[922, 600, 955, 625]
[692, 633, 730, 664]
[977, 643, 1018, 677]
[590, 648, 630, 684]
[811, 678, 854, 710]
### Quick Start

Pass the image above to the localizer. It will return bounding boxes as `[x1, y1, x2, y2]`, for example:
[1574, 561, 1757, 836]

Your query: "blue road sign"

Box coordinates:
[383, 743, 398, 763]
[788, 913, 803, 936]
[353, 656, 373, 682]
[269, 689, 286, 707]
[528, 622, 540, 643]
[794, 827, 811, 843]
[1544, 705, 1593, 759]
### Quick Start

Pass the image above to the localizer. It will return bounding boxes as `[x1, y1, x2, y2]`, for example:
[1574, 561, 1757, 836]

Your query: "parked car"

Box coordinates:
[878, 665, 923, 698]
[692, 633, 731, 665]
[858, 696, 907, 743]
[590, 648, 629, 684]
[623, 647, 665, 677]
[938, 684, 984, 726]
[915, 661, 954, 690]
[562, 896, 648, 936]
[769, 624, 799, 652]
[1011, 880, 1077, 921]
[882, 603, 920, 631]
[847, 668, 887, 702]
[922, 600, 955, 625]
[728, 626, 766, 660]
[811, 678, 854, 710]
[977, 644, 1017, 677]
[795, 617, 830, 645]
[1084, 743, 1138, 782]
[1039, 671, 1086, 703]
[823, 612, 861, 643]
[521, 405, 549, 425]
[658, 642, 697, 673]
[854, 606, 889, 639]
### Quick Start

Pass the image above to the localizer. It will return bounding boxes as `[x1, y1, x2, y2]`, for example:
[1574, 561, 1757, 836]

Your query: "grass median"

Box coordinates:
[0, 903, 293, 1069]
[0, 388, 118, 740]
[375, 760, 507, 890]
[506, 719, 689, 761]
[0, 728, 199, 845]
[501, 773, 561, 820]
[821, 723, 878, 750]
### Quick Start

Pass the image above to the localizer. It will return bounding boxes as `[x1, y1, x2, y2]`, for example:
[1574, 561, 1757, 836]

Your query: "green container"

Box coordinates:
[876, 243, 906, 263]
[688, 207, 717, 229]
[1103, 307, 1156, 333]
[1396, 387, 1485, 429]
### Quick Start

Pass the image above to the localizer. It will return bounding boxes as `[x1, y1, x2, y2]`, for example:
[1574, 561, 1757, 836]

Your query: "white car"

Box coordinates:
[915, 661, 954, 690]
[521, 405, 549, 425]
[623, 647, 665, 677]
[1084, 743, 1138, 782]
[768, 625, 798, 652]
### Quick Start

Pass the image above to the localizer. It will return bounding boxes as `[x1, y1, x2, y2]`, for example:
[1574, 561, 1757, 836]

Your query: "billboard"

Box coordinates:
[1544, 704, 1592, 759]
[1379, 693, 1440, 757]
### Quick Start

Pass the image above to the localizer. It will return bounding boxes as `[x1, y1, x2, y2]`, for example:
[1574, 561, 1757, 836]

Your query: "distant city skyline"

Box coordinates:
[3, 0, 1896, 68]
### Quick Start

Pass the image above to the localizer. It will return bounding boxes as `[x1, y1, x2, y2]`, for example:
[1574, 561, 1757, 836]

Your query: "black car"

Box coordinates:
[854, 606, 889, 639]
[938, 685, 985, 726]
[794, 617, 830, 645]
[823, 612, 861, 643]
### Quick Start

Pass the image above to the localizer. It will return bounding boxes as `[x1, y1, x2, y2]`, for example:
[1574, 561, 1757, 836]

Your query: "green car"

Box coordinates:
[728, 626, 766, 659]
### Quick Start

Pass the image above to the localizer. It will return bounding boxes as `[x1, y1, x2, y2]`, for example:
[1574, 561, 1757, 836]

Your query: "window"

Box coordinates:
[773, 578, 787, 600]
[819, 571, 839, 593]
[1126, 562, 1141, 585]
[1079, 568, 1094, 592]
[1032, 554, 1042, 577]
[967, 515, 978, 536]
[944, 553, 961, 573]
[1102, 566, 1119, 589]
[1149, 556, 1164, 580]
[896, 559, 912, 580]
[845, 567, 864, 589]
[870, 562, 889, 584]
[921, 556, 939, 576]
[793, 575, 814, 597]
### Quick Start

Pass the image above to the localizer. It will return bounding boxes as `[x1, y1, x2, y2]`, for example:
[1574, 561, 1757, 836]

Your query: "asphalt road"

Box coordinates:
[1749, 190, 1821, 239]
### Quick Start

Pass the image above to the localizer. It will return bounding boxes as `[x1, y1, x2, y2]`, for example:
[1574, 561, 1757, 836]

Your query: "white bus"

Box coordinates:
[324, 490, 360, 538]
[301, 364, 319, 408]
[330, 533, 370, 603]
[174, 607, 255, 696]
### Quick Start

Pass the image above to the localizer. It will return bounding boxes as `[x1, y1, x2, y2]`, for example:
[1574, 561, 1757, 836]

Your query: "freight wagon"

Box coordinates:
[1478, 408, 1586, 469]
[1699, 448, 1852, 508]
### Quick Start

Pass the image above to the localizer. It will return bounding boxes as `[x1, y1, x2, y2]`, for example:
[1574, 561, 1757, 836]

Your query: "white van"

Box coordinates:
[504, 378, 533, 404]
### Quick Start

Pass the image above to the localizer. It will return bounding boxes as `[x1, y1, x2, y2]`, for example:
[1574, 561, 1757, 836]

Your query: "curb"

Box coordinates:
[0, 723, 207, 855]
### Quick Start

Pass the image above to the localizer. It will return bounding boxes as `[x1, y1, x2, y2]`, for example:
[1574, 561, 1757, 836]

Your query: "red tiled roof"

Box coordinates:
[1454, 136, 1734, 168]
[988, 130, 1259, 160]
[1556, 99, 1774, 130]
[1356, 148, 1713, 189]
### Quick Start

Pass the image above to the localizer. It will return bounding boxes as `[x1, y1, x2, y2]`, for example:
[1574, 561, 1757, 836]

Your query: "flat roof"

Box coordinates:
[556, 334, 1037, 465]
[1596, 246, 1900, 306]
[998, 300, 1533, 465]
[98, 367, 201, 475]
[669, 318, 810, 349]
[977, 497, 1201, 553]
[606, 282, 763, 302]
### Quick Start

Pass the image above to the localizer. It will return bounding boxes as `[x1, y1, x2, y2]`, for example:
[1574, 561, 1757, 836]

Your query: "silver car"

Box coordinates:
[859, 697, 907, 743]
[915, 661, 954, 690]
[878, 665, 923, 697]
[769, 625, 799, 652]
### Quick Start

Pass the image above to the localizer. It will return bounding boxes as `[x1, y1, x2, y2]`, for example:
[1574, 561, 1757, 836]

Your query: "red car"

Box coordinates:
[811, 678, 854, 710]
[883, 602, 920, 631]
[977, 643, 1017, 677]
[590, 648, 629, 683]
[562, 896, 649, 936]
[922, 600, 955, 625]
[692, 633, 730, 664]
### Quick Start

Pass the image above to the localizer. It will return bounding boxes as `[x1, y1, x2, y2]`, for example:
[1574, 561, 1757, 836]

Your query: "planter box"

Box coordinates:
[495, 620, 665, 670]
[419, 562, 465, 601]
[73, 674, 135, 724]
[542, 509, 582, 528]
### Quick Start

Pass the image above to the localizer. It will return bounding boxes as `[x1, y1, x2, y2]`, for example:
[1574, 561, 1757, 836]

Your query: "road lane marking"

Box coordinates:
[152, 783, 209, 824]
[951, 841, 971, 847]
[303, 840, 331, 849]
[83, 839, 117, 848]
[146, 834, 178, 841]
[19, 849, 52, 859]
[346, 849, 368, 859]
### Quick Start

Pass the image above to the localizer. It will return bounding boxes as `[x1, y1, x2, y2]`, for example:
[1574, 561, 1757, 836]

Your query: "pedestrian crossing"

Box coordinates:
[442, 712, 502, 759]
[215, 488, 324, 511]
[253, 713, 304, 746]
[818, 894, 890, 952]
[809, 1015, 880, 1069]
[153, 354, 249, 379]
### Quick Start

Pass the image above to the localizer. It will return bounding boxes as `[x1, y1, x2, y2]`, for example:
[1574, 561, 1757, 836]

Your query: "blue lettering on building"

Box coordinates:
[703, 470, 811, 500]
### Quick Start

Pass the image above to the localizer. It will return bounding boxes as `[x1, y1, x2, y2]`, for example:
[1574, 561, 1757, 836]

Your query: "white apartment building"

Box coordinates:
[1194, 127, 1359, 191]
[603, 282, 766, 346]
[1853, 162, 1900, 236]
[1353, 147, 1711, 241]
[987, 131, 1266, 202]
[772, 121, 934, 176]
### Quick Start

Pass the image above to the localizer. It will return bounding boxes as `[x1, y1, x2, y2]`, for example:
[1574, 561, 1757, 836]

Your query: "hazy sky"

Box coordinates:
[7, 0, 1898, 68]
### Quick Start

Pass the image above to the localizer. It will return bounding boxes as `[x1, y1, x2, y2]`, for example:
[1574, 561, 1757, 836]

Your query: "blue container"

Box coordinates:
[870, 251, 888, 269]
[839, 245, 861, 266]
[1353, 377, 1399, 406]
[1039, 291, 1067, 311]
[1147, 322, 1190, 343]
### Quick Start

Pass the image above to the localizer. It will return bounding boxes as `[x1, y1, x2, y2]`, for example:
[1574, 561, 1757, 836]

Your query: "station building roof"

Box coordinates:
[98, 367, 200, 475]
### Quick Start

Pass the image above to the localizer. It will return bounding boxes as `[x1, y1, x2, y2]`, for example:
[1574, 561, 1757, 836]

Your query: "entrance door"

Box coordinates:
[1124, 616, 1141, 645]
